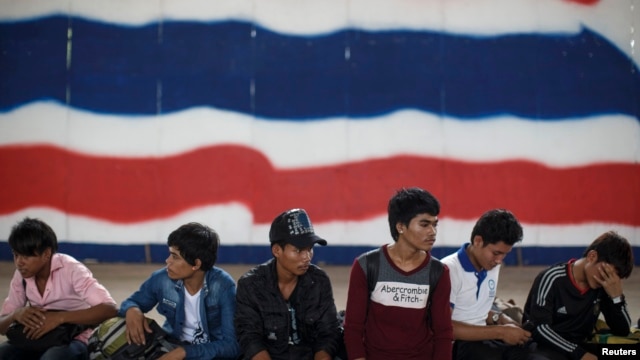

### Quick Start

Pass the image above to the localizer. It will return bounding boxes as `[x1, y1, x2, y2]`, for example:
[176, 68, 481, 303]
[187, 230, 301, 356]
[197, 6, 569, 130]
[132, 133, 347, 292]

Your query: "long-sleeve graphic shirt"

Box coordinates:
[343, 245, 453, 360]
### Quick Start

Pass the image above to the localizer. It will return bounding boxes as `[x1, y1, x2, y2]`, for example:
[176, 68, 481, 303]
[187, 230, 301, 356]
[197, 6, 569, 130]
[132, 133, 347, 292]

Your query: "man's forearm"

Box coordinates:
[452, 320, 504, 341]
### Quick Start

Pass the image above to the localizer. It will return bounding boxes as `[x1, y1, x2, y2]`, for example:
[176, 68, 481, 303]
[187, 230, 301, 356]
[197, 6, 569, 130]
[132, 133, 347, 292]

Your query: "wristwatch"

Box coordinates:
[611, 294, 625, 304]
[492, 312, 501, 325]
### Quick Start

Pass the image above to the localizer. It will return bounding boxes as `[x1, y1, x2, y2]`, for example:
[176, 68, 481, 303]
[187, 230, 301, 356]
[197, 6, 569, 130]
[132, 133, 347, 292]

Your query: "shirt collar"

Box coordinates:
[457, 243, 488, 299]
[457, 243, 486, 276]
[173, 273, 209, 296]
[49, 253, 64, 273]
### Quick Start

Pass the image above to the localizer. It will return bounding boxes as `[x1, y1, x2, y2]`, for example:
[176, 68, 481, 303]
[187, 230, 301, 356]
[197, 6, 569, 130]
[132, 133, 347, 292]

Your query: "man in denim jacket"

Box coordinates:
[235, 209, 341, 360]
[119, 222, 239, 360]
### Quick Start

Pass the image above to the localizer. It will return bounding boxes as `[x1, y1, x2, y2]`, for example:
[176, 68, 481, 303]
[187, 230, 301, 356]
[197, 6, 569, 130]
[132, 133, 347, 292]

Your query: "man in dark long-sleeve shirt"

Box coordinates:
[523, 231, 634, 360]
[235, 209, 341, 360]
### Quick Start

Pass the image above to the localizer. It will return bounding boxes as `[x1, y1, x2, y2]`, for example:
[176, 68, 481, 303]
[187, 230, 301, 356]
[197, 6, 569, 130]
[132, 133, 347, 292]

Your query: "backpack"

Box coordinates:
[88, 317, 176, 360]
[362, 248, 444, 328]
[591, 319, 640, 345]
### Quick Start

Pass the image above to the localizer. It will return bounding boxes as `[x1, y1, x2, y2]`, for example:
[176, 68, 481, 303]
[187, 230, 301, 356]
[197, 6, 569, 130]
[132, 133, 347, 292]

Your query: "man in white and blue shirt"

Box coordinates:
[442, 209, 531, 360]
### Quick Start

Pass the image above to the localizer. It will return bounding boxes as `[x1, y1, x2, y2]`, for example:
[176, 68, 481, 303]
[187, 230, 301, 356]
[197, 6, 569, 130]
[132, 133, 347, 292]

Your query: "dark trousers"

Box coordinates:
[527, 342, 619, 360]
[0, 339, 88, 360]
[454, 340, 532, 360]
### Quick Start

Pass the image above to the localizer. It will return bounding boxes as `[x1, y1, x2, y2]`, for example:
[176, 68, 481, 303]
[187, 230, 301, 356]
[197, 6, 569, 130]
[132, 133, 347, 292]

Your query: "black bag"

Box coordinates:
[6, 279, 89, 352]
[6, 319, 87, 353]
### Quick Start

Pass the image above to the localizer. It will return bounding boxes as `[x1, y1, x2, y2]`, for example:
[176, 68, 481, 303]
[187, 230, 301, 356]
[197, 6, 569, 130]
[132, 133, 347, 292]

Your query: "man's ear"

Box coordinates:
[193, 258, 202, 271]
[395, 222, 406, 235]
[272, 244, 282, 258]
[472, 235, 484, 248]
[40, 247, 52, 260]
[586, 249, 599, 263]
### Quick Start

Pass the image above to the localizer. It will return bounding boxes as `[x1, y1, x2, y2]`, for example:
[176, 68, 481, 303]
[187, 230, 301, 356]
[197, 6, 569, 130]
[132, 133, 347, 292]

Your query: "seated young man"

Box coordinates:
[234, 208, 341, 360]
[119, 222, 239, 360]
[442, 209, 532, 360]
[343, 187, 453, 360]
[523, 231, 634, 360]
[0, 218, 118, 360]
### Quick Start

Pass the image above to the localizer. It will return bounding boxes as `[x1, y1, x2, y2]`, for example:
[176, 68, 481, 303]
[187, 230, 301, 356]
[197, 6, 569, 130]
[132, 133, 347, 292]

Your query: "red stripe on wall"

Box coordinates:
[1, 145, 638, 225]
[563, 0, 599, 5]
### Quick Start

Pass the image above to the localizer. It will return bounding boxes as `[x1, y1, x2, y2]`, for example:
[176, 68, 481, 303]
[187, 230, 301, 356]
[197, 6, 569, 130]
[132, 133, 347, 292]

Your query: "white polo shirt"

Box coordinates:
[441, 243, 500, 326]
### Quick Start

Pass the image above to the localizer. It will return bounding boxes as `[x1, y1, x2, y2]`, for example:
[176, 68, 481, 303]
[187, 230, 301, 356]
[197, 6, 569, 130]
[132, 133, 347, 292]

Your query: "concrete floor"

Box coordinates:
[1, 261, 639, 342]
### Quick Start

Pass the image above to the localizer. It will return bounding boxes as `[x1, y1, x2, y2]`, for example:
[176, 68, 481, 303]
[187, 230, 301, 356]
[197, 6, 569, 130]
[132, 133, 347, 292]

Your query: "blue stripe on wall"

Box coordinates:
[1, 242, 638, 266]
[1, 17, 638, 119]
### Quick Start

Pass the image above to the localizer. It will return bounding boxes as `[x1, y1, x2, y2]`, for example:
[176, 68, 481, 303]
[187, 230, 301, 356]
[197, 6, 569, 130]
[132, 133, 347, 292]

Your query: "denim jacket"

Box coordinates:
[119, 267, 239, 360]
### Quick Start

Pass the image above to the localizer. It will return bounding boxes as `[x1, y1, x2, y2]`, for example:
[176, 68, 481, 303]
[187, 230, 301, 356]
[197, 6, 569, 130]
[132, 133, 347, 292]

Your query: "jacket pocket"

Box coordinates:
[157, 298, 177, 321]
[263, 312, 288, 343]
[300, 307, 324, 341]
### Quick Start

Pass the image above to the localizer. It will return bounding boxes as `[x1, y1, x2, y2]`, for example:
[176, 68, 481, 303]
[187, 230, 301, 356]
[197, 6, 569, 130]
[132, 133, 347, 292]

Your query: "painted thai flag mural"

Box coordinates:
[1, 0, 638, 265]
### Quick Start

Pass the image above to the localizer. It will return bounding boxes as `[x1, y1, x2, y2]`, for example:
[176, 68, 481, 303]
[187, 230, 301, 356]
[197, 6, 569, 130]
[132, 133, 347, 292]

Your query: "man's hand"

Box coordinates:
[125, 307, 152, 345]
[314, 350, 332, 360]
[13, 306, 46, 332]
[498, 324, 531, 346]
[25, 310, 65, 340]
[594, 262, 623, 298]
[581, 352, 598, 360]
[251, 350, 272, 360]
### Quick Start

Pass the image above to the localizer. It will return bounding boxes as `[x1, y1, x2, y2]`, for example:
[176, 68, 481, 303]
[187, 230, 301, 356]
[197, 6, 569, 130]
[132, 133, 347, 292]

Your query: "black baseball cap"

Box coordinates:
[269, 209, 327, 248]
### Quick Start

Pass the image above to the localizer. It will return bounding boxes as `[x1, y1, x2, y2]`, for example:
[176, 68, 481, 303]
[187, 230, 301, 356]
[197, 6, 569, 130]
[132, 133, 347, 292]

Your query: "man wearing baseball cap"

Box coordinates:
[234, 208, 342, 360]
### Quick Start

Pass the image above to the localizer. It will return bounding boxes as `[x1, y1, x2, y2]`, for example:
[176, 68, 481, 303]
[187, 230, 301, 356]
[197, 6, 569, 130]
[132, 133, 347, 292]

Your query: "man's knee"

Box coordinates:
[454, 340, 504, 360]
[39, 341, 88, 360]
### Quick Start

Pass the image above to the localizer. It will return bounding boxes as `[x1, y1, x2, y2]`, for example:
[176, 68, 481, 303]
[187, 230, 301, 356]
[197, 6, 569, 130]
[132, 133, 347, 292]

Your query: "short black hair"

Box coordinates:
[167, 222, 220, 271]
[583, 231, 634, 279]
[388, 187, 440, 241]
[471, 209, 523, 246]
[8, 217, 58, 256]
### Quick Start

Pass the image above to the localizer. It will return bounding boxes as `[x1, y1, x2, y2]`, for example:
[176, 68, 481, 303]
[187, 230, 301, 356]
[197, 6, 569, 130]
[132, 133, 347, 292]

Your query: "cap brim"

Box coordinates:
[287, 234, 328, 248]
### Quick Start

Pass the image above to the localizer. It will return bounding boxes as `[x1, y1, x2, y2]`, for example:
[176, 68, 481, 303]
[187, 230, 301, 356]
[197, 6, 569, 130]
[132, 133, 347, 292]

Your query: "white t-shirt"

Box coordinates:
[181, 288, 209, 344]
[441, 243, 500, 326]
